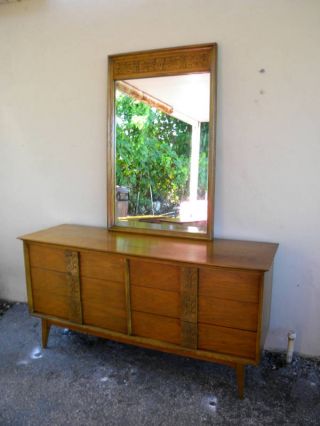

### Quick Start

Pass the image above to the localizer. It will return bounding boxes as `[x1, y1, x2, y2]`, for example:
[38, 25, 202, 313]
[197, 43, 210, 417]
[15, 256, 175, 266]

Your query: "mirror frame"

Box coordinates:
[107, 43, 217, 240]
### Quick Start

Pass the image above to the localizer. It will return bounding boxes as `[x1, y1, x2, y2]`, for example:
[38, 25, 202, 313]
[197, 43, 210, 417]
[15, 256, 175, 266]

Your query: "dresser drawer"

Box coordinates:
[131, 286, 180, 319]
[129, 260, 180, 292]
[198, 296, 258, 331]
[81, 272, 127, 333]
[29, 244, 67, 273]
[199, 267, 261, 303]
[198, 323, 257, 359]
[132, 311, 181, 345]
[83, 306, 127, 333]
[31, 268, 71, 320]
[80, 252, 125, 282]
[82, 277, 126, 311]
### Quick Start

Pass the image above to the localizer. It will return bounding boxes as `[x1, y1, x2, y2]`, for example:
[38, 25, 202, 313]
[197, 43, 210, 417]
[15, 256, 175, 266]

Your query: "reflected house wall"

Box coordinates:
[1, 0, 320, 356]
[180, 200, 207, 222]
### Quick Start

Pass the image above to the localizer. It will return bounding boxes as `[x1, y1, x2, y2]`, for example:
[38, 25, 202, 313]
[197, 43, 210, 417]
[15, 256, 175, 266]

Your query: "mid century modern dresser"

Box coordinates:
[20, 224, 278, 398]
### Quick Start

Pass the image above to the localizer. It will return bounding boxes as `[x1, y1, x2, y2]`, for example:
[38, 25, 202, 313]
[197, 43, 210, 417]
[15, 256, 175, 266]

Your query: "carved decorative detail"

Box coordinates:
[181, 321, 197, 349]
[125, 258, 132, 335]
[65, 250, 82, 324]
[181, 267, 198, 323]
[65, 251, 78, 275]
[181, 267, 198, 349]
[112, 48, 212, 80]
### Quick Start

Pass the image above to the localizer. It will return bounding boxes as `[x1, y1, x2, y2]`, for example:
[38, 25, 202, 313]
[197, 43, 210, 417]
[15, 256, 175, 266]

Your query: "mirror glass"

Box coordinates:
[114, 73, 210, 235]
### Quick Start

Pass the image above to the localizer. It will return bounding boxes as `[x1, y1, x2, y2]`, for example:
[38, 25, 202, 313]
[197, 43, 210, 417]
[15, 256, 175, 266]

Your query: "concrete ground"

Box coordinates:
[0, 304, 319, 426]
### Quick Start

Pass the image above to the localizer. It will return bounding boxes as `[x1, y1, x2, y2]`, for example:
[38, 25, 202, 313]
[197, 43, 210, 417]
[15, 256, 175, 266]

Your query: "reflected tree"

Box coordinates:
[116, 92, 191, 215]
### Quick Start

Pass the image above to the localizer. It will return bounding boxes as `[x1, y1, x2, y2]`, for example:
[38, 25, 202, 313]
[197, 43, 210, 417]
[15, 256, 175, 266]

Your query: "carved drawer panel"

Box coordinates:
[199, 268, 261, 303]
[198, 323, 257, 359]
[132, 311, 181, 345]
[131, 286, 180, 319]
[80, 252, 125, 282]
[129, 260, 180, 292]
[198, 296, 258, 331]
[29, 244, 67, 273]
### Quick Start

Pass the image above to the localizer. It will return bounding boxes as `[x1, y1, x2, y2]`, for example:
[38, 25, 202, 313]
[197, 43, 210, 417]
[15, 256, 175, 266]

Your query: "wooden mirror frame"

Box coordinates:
[107, 43, 217, 240]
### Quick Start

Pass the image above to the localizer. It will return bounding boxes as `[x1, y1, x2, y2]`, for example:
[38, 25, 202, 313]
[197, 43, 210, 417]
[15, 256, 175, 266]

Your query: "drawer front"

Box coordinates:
[81, 276, 127, 333]
[131, 286, 180, 319]
[130, 260, 180, 292]
[199, 268, 261, 303]
[82, 277, 126, 311]
[198, 296, 258, 331]
[29, 244, 67, 273]
[28, 243, 262, 360]
[198, 323, 257, 359]
[132, 311, 181, 345]
[80, 252, 125, 282]
[83, 306, 127, 333]
[31, 268, 71, 320]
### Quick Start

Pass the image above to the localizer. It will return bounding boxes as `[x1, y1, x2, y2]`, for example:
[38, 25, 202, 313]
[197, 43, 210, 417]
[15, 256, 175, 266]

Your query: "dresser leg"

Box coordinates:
[41, 319, 51, 348]
[236, 364, 245, 399]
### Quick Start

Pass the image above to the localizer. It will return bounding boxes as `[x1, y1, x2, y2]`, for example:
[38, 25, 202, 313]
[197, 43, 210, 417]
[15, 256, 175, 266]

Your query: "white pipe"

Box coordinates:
[286, 331, 296, 363]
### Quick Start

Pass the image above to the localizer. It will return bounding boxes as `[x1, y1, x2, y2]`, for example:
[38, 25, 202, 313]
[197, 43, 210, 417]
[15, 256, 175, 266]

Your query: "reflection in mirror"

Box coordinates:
[114, 73, 210, 235]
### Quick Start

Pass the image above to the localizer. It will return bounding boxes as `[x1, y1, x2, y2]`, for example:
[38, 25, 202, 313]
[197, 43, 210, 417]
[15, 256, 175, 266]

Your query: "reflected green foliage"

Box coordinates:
[116, 92, 208, 216]
[116, 92, 191, 215]
[198, 122, 209, 199]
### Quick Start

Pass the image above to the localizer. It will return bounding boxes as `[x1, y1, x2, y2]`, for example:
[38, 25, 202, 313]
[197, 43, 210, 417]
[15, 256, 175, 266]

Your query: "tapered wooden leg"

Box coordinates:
[236, 364, 245, 399]
[41, 319, 51, 348]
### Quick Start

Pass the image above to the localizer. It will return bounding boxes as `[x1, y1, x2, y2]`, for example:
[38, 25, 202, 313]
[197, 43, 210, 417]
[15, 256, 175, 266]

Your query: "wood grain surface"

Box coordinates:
[80, 251, 125, 282]
[198, 296, 258, 331]
[19, 225, 278, 271]
[130, 259, 180, 291]
[31, 268, 71, 320]
[198, 323, 257, 359]
[29, 244, 67, 273]
[199, 267, 261, 302]
[132, 311, 181, 345]
[131, 286, 180, 318]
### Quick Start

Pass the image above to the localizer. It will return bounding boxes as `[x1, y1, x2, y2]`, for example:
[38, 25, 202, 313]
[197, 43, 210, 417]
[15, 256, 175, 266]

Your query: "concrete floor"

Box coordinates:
[0, 304, 319, 426]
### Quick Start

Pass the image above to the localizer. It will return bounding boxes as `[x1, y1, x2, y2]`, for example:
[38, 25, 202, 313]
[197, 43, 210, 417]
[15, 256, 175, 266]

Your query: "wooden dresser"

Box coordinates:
[19, 224, 278, 398]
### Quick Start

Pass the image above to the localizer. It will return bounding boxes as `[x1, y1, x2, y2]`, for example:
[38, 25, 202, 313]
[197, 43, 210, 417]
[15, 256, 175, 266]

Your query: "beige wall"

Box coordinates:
[1, 0, 319, 356]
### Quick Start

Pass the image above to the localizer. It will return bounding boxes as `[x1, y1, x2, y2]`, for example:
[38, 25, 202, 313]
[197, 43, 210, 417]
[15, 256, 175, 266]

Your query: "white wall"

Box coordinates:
[0, 0, 319, 356]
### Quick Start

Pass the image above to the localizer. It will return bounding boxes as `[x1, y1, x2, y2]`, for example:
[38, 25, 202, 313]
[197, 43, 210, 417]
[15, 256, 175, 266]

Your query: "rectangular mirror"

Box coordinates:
[107, 44, 217, 240]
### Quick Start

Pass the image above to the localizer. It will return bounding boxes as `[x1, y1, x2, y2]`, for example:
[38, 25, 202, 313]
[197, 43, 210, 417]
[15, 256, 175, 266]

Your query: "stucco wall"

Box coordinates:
[0, 0, 319, 356]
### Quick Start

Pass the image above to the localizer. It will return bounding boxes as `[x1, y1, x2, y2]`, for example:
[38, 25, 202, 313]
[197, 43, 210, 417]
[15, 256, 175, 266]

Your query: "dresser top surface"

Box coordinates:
[19, 224, 278, 271]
